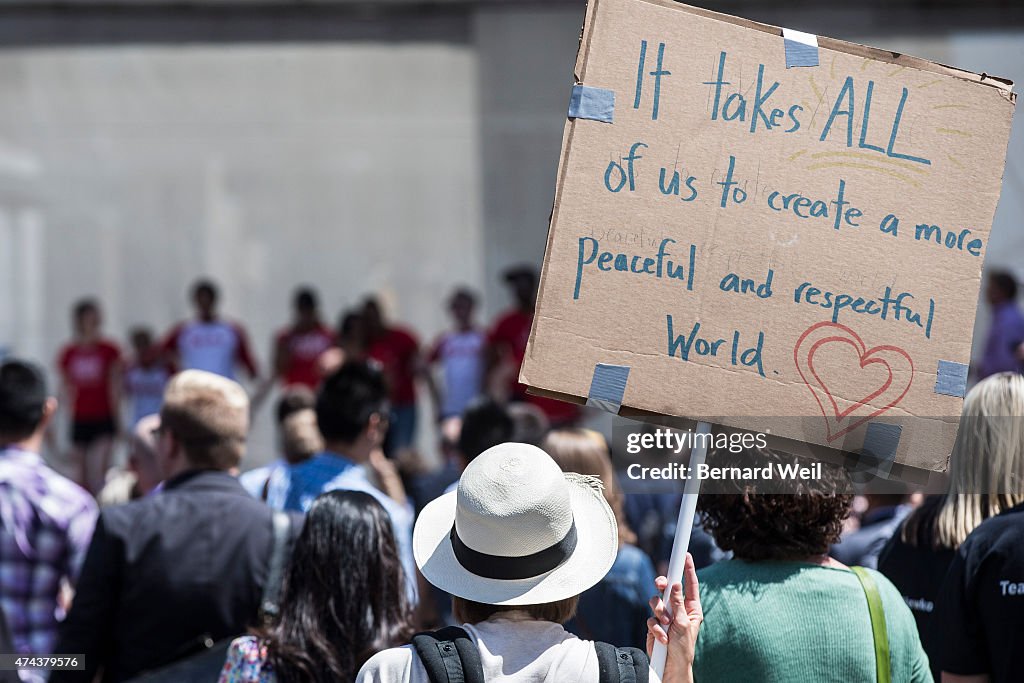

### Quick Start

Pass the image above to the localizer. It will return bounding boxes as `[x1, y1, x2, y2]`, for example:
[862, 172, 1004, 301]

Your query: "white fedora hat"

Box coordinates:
[414, 442, 618, 605]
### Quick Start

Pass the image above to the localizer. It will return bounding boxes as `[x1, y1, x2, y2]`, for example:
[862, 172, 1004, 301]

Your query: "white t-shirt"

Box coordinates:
[124, 363, 170, 425]
[429, 330, 485, 418]
[357, 613, 600, 682]
[163, 319, 257, 380]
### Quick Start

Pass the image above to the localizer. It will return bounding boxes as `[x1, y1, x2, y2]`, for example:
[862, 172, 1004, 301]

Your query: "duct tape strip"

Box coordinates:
[568, 85, 615, 123]
[849, 422, 903, 483]
[783, 28, 819, 68]
[935, 360, 969, 398]
[862, 422, 902, 463]
[586, 363, 630, 414]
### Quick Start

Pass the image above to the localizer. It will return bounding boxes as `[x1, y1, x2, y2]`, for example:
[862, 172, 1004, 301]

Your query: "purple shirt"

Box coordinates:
[980, 302, 1024, 379]
[0, 448, 97, 659]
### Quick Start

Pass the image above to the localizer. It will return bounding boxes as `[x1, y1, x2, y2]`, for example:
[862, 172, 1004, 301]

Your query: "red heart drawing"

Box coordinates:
[793, 321, 914, 442]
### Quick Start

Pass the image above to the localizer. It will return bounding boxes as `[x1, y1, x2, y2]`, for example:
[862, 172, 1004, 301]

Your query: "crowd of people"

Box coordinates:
[0, 269, 1022, 683]
[51, 267, 582, 498]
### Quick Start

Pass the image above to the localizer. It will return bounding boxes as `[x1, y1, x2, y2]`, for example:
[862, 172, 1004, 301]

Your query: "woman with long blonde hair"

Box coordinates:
[878, 371, 1024, 682]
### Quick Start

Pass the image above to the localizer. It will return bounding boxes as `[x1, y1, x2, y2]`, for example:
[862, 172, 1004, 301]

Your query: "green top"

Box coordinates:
[693, 559, 932, 683]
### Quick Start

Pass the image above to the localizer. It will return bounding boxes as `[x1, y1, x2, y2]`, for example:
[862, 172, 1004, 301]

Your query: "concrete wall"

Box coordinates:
[474, 4, 584, 312]
[0, 40, 481, 460]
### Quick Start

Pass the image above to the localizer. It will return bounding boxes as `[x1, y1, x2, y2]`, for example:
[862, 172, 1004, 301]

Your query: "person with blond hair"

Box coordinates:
[878, 371, 1024, 682]
[933, 465, 1024, 682]
[53, 370, 297, 683]
[240, 387, 322, 502]
[542, 428, 656, 648]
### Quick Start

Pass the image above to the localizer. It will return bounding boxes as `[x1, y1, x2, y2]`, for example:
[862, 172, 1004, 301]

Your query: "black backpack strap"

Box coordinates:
[411, 626, 485, 683]
[594, 642, 649, 683]
[259, 511, 292, 625]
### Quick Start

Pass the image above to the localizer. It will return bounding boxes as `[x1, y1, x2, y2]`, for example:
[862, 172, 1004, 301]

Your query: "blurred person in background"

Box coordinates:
[693, 446, 931, 683]
[162, 279, 260, 383]
[240, 387, 322, 501]
[628, 492, 727, 575]
[409, 399, 543, 534]
[316, 309, 367, 379]
[219, 490, 414, 683]
[438, 415, 462, 471]
[879, 371, 1024, 683]
[58, 298, 123, 495]
[832, 484, 914, 569]
[484, 266, 534, 401]
[265, 362, 416, 598]
[978, 270, 1024, 379]
[486, 265, 579, 427]
[441, 397, 514, 497]
[271, 287, 335, 391]
[53, 370, 294, 683]
[363, 298, 421, 455]
[123, 327, 172, 428]
[339, 310, 368, 360]
[543, 428, 656, 650]
[0, 360, 97, 676]
[425, 288, 485, 422]
[398, 414, 464, 515]
[507, 401, 550, 446]
[97, 413, 164, 506]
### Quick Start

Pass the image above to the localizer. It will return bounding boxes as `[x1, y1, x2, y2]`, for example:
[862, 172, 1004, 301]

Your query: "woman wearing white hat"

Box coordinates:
[356, 442, 701, 683]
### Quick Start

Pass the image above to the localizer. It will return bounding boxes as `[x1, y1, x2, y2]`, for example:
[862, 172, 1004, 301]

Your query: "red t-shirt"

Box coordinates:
[276, 323, 336, 389]
[367, 327, 419, 406]
[488, 308, 579, 425]
[488, 309, 532, 370]
[58, 340, 121, 421]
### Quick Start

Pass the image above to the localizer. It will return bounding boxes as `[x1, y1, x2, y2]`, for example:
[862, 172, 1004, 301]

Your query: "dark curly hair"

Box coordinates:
[697, 447, 853, 562]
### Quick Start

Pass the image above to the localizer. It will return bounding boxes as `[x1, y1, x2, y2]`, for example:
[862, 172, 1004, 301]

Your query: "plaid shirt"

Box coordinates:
[0, 448, 97, 660]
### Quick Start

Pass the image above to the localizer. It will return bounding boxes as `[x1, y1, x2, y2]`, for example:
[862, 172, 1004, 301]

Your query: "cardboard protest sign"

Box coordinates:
[522, 0, 1016, 473]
